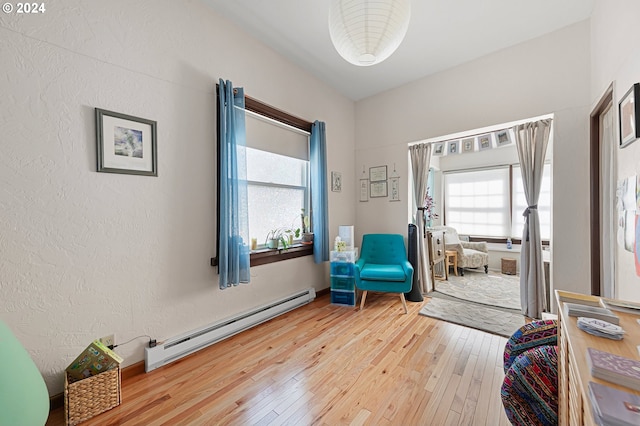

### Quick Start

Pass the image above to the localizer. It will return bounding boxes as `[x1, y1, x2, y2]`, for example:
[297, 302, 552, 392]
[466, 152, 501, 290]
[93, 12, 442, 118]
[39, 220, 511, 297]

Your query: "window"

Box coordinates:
[444, 167, 510, 237]
[444, 164, 551, 240]
[246, 147, 308, 246]
[215, 91, 314, 268]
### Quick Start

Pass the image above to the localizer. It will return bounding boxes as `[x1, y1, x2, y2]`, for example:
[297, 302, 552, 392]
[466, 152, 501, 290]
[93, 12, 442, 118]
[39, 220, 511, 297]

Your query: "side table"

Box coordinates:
[445, 250, 458, 277]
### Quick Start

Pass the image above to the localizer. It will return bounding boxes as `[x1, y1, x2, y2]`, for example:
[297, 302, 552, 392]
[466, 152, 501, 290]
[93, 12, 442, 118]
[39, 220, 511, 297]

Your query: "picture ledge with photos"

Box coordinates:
[431, 128, 514, 157]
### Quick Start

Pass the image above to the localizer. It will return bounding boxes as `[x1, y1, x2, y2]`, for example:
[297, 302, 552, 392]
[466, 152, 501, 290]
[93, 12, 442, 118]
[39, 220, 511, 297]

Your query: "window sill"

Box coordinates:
[250, 243, 313, 266]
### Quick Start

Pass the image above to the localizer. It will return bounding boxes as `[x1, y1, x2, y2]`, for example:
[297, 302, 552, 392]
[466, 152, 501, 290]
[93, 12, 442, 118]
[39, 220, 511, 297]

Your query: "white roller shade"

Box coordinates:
[245, 111, 309, 161]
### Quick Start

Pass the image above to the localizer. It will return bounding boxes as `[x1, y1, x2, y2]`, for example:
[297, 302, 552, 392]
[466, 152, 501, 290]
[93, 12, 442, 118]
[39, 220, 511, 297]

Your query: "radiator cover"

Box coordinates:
[144, 288, 316, 372]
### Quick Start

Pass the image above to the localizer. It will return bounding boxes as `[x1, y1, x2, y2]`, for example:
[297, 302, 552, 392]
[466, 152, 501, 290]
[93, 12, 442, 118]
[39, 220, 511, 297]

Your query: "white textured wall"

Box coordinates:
[0, 0, 355, 395]
[591, 0, 640, 301]
[355, 20, 592, 307]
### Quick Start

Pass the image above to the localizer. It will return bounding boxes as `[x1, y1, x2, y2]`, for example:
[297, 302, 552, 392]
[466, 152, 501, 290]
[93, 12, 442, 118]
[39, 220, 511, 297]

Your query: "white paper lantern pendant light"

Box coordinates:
[329, 0, 411, 66]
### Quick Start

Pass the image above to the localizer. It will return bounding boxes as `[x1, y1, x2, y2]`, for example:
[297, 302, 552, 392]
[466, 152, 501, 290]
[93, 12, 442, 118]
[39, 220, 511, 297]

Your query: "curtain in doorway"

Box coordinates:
[310, 120, 329, 263]
[409, 143, 433, 293]
[513, 119, 552, 318]
[218, 79, 250, 289]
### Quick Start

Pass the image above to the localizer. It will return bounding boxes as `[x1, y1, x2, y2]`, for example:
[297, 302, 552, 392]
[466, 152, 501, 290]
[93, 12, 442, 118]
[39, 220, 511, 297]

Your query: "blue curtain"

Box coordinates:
[218, 79, 250, 289]
[310, 120, 329, 263]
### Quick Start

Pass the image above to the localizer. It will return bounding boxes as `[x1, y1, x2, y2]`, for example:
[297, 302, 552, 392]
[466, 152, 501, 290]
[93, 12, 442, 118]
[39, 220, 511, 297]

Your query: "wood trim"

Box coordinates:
[245, 95, 312, 133]
[589, 83, 614, 296]
[250, 244, 313, 266]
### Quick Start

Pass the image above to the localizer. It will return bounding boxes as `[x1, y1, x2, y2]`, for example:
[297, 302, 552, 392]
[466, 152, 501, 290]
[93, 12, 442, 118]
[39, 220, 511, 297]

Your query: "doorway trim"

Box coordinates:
[589, 83, 614, 296]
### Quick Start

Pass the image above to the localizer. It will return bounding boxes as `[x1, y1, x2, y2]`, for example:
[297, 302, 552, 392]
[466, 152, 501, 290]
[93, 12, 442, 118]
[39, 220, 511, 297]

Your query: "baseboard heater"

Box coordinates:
[144, 288, 316, 372]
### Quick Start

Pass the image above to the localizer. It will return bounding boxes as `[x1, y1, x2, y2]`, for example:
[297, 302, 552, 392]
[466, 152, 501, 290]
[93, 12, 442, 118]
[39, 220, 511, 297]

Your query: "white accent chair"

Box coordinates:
[436, 226, 489, 276]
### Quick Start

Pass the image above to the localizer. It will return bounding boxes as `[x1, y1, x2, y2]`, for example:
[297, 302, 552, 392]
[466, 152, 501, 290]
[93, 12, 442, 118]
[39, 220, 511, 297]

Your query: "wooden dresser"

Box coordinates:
[556, 290, 640, 425]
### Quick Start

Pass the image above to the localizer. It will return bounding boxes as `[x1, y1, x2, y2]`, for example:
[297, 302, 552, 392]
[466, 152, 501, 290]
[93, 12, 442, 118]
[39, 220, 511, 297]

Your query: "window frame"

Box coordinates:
[443, 163, 551, 245]
[212, 88, 314, 268]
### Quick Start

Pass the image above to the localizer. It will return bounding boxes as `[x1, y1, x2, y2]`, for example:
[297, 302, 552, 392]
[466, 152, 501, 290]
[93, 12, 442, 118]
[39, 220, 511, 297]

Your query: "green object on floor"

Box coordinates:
[0, 319, 49, 426]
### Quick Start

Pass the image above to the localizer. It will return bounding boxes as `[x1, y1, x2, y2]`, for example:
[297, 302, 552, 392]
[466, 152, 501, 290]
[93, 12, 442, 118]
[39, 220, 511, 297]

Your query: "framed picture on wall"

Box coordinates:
[96, 108, 157, 176]
[447, 140, 460, 155]
[619, 83, 640, 148]
[432, 142, 445, 156]
[496, 130, 512, 147]
[369, 165, 387, 182]
[461, 138, 474, 153]
[331, 171, 342, 192]
[370, 181, 388, 198]
[478, 133, 493, 151]
[359, 179, 369, 202]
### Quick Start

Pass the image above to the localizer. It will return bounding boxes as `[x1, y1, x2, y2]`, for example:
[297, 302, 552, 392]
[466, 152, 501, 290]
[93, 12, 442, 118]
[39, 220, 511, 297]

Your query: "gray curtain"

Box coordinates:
[513, 119, 552, 318]
[409, 143, 433, 293]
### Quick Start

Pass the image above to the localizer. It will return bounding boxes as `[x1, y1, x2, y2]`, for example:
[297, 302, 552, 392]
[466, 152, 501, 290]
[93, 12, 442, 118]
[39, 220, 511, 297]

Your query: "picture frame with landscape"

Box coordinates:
[96, 108, 157, 176]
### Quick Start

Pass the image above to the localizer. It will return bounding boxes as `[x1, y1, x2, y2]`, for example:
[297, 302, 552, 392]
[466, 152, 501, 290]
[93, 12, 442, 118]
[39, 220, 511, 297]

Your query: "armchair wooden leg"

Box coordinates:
[484, 265, 488, 273]
[360, 291, 368, 311]
[399, 293, 408, 314]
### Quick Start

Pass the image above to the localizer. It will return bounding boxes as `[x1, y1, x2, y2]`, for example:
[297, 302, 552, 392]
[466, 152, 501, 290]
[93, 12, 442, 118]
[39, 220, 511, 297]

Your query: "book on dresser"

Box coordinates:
[587, 348, 640, 391]
[588, 381, 640, 426]
[564, 302, 620, 324]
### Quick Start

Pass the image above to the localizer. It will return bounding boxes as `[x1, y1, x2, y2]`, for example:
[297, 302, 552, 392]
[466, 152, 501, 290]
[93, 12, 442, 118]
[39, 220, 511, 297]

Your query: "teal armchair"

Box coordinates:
[354, 234, 414, 314]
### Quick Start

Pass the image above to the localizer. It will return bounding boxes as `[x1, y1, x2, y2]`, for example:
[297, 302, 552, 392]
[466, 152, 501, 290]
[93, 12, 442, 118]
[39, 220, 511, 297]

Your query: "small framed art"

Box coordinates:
[433, 142, 445, 156]
[447, 140, 459, 155]
[370, 181, 388, 198]
[496, 130, 512, 147]
[331, 171, 342, 192]
[478, 134, 493, 151]
[369, 165, 387, 182]
[96, 108, 157, 176]
[619, 83, 640, 148]
[461, 138, 474, 153]
[359, 179, 369, 202]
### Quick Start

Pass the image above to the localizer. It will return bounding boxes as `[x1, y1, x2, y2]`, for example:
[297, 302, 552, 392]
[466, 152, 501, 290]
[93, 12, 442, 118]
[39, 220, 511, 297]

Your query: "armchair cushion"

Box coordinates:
[359, 264, 407, 282]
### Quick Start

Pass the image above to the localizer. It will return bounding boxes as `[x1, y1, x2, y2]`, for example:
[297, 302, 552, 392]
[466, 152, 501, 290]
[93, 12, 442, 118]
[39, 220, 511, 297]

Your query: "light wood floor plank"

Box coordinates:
[46, 293, 520, 426]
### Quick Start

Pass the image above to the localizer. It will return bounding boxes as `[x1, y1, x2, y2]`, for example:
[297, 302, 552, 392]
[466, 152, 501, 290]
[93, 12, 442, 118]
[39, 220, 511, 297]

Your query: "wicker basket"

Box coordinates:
[501, 258, 517, 275]
[65, 367, 121, 425]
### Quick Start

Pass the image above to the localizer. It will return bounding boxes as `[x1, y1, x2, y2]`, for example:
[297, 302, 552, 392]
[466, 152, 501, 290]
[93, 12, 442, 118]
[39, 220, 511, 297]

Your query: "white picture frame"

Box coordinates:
[478, 133, 493, 151]
[461, 137, 475, 153]
[447, 140, 460, 155]
[331, 171, 342, 192]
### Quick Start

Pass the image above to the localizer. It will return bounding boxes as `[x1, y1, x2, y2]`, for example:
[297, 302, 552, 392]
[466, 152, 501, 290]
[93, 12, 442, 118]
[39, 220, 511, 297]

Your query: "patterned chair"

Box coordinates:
[501, 320, 559, 426]
[436, 226, 489, 276]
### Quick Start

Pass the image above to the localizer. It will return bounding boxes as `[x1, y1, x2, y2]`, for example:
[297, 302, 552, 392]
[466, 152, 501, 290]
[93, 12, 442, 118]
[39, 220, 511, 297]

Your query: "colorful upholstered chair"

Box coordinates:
[503, 320, 558, 373]
[501, 320, 559, 426]
[0, 319, 50, 425]
[354, 234, 414, 314]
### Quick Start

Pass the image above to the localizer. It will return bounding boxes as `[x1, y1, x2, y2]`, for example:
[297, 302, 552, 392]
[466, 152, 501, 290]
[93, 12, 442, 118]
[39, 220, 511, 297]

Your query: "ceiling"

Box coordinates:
[203, 0, 594, 101]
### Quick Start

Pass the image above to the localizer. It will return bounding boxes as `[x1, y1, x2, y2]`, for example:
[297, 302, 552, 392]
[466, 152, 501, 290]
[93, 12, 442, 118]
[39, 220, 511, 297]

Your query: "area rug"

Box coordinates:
[434, 270, 520, 310]
[419, 297, 525, 338]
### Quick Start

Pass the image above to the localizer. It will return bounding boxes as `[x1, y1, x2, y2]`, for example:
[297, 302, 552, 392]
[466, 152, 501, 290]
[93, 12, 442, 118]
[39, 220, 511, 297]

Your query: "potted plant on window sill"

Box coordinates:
[266, 227, 301, 250]
[266, 228, 287, 249]
[300, 210, 313, 244]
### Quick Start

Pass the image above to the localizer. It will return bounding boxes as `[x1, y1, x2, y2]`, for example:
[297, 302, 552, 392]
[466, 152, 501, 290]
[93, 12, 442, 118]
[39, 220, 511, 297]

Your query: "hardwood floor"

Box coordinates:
[47, 292, 512, 425]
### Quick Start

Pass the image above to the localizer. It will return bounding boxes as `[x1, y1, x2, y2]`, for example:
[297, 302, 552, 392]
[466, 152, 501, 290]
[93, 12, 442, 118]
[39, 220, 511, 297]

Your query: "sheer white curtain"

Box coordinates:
[409, 143, 433, 293]
[513, 119, 552, 318]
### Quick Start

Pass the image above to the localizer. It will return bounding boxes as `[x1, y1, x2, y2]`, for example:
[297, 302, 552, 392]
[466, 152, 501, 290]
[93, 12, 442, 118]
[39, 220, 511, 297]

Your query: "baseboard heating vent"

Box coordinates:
[144, 288, 316, 372]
